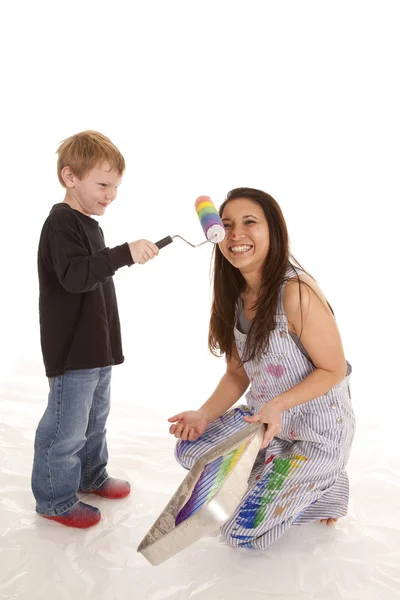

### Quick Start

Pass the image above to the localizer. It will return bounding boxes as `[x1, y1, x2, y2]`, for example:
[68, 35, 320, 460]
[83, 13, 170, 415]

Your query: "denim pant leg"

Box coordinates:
[78, 366, 111, 492]
[31, 368, 103, 516]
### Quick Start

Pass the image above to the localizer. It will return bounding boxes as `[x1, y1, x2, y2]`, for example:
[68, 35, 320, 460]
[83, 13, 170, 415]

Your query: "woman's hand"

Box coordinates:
[168, 410, 210, 441]
[243, 402, 283, 448]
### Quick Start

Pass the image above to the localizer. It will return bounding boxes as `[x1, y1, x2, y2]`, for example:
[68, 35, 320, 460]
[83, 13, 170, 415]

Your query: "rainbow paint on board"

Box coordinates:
[175, 440, 250, 525]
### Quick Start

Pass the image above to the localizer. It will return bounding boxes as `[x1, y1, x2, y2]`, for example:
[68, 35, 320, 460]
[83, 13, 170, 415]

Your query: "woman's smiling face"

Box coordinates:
[219, 198, 269, 274]
[219, 198, 270, 275]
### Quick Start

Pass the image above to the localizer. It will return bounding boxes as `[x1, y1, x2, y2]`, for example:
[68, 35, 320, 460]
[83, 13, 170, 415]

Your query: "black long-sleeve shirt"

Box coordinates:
[38, 203, 133, 377]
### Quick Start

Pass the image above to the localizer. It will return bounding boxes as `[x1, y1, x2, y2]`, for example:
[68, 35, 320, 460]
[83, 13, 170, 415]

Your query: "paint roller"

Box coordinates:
[155, 196, 225, 250]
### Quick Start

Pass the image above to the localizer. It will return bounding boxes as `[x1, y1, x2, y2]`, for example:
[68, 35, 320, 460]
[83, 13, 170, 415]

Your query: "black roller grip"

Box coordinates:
[156, 236, 174, 250]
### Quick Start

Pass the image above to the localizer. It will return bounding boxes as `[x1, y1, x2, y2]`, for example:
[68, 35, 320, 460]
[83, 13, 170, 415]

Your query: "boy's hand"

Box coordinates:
[128, 240, 159, 264]
[168, 410, 210, 441]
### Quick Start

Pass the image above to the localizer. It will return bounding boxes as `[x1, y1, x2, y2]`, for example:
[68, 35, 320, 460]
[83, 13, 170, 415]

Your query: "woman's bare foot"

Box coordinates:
[320, 518, 338, 526]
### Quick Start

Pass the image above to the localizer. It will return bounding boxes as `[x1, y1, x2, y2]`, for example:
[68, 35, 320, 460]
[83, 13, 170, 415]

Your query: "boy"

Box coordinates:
[31, 130, 159, 528]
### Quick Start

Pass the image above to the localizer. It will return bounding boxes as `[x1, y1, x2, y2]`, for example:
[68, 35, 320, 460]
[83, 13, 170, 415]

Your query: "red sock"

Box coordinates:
[42, 501, 101, 528]
[90, 477, 131, 499]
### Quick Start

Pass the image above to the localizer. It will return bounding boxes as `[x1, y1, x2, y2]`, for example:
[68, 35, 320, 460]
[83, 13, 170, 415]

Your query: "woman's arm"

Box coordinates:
[244, 274, 348, 447]
[273, 273, 347, 411]
[199, 344, 250, 422]
[168, 343, 250, 441]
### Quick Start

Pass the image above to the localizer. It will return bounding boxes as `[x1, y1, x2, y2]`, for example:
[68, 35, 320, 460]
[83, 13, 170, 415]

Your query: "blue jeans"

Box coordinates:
[31, 367, 111, 516]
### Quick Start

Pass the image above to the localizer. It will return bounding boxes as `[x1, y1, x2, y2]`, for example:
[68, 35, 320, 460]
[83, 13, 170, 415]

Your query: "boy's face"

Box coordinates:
[63, 162, 123, 217]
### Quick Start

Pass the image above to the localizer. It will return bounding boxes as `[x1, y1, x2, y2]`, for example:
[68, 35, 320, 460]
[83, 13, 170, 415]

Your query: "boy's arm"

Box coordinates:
[48, 226, 132, 294]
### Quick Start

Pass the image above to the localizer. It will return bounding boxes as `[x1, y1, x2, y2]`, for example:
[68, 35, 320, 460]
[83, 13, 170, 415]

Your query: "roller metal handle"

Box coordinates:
[156, 235, 174, 250]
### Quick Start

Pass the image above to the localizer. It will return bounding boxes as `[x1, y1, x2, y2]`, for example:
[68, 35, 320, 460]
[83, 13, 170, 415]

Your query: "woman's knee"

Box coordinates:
[174, 440, 193, 469]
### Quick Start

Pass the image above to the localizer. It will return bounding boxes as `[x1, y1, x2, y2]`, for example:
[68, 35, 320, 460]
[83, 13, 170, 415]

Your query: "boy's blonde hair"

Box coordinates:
[57, 130, 125, 187]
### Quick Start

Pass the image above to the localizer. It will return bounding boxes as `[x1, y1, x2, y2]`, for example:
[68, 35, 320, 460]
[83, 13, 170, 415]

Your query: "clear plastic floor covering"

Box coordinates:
[1, 380, 399, 600]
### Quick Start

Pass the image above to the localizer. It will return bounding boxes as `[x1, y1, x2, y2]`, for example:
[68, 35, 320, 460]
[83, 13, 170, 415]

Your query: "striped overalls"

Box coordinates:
[176, 272, 355, 549]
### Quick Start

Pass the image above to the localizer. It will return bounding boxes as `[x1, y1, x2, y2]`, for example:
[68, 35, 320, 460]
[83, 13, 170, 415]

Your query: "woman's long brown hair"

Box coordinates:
[208, 187, 310, 364]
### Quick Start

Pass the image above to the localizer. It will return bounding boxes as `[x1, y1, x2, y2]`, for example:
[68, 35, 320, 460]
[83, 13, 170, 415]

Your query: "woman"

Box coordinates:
[168, 187, 355, 549]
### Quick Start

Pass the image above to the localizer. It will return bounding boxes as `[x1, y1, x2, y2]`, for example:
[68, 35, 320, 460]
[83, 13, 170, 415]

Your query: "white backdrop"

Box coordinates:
[1, 0, 397, 419]
[0, 2, 399, 599]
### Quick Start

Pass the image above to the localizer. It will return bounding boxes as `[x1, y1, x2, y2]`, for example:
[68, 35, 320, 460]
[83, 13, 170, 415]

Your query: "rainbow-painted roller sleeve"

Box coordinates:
[195, 196, 226, 243]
